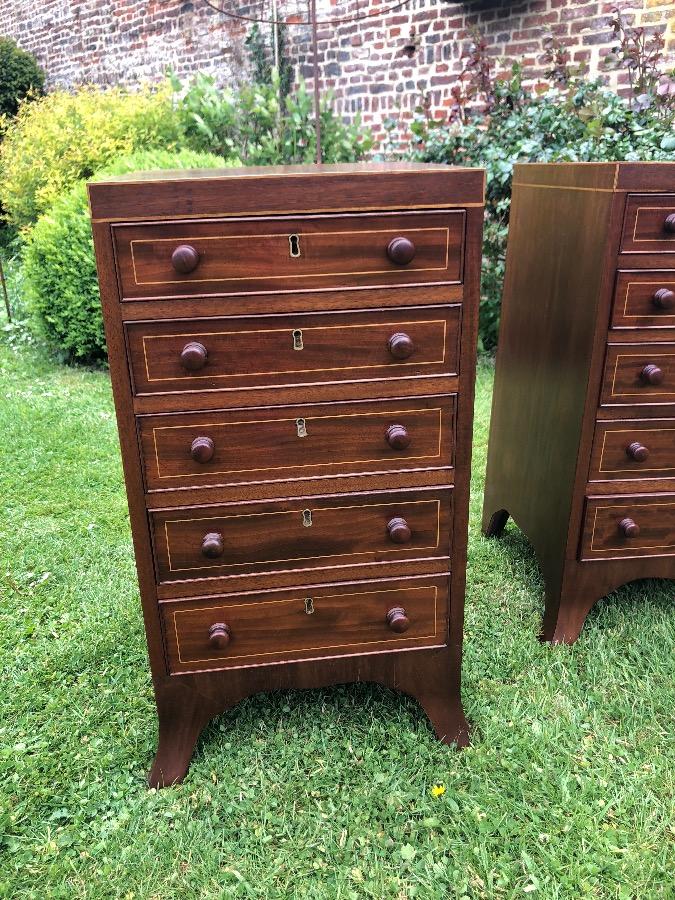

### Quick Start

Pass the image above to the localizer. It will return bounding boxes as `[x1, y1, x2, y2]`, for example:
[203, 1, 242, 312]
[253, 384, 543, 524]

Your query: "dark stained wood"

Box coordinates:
[483, 162, 675, 643]
[88, 161, 481, 785]
[162, 577, 447, 674]
[612, 271, 675, 328]
[150, 487, 452, 584]
[138, 395, 455, 492]
[126, 305, 461, 398]
[114, 210, 464, 300]
[621, 194, 675, 254]
[88, 161, 485, 222]
[589, 418, 675, 481]
[600, 344, 675, 406]
[580, 494, 675, 560]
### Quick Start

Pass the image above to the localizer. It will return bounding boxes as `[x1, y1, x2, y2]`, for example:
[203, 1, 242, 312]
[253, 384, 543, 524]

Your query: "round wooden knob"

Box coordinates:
[640, 364, 664, 385]
[626, 441, 649, 462]
[180, 341, 208, 371]
[386, 607, 410, 633]
[385, 424, 411, 450]
[387, 516, 411, 543]
[208, 623, 231, 650]
[171, 244, 200, 274]
[663, 213, 675, 234]
[619, 517, 640, 538]
[191, 436, 215, 463]
[386, 236, 416, 265]
[653, 288, 675, 310]
[387, 332, 415, 360]
[201, 532, 224, 559]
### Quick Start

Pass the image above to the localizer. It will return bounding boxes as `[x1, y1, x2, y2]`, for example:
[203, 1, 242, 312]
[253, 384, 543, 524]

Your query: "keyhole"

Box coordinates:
[304, 597, 315, 615]
[302, 509, 312, 527]
[289, 234, 301, 258]
[296, 417, 307, 438]
[292, 329, 303, 350]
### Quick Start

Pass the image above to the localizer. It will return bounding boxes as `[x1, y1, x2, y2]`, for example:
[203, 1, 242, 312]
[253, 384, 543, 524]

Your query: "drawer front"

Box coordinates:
[126, 306, 460, 396]
[151, 489, 451, 584]
[600, 344, 675, 406]
[114, 210, 464, 299]
[161, 576, 449, 674]
[621, 194, 675, 254]
[589, 419, 675, 481]
[139, 395, 455, 492]
[612, 271, 675, 328]
[580, 495, 675, 560]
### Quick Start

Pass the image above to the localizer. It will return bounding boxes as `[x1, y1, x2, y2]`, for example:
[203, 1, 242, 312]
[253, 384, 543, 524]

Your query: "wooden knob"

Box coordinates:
[626, 441, 649, 462]
[619, 517, 640, 538]
[180, 341, 208, 371]
[171, 244, 200, 274]
[208, 623, 231, 650]
[387, 332, 415, 359]
[640, 364, 664, 385]
[386, 236, 416, 265]
[386, 606, 410, 633]
[201, 532, 224, 559]
[387, 516, 411, 543]
[191, 436, 215, 463]
[663, 213, 675, 234]
[653, 288, 675, 310]
[385, 424, 411, 450]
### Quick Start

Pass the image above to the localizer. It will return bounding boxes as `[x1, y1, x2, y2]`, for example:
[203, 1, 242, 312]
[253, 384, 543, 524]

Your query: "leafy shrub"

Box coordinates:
[0, 37, 44, 119]
[174, 70, 373, 165]
[23, 149, 229, 364]
[409, 25, 675, 350]
[0, 82, 184, 229]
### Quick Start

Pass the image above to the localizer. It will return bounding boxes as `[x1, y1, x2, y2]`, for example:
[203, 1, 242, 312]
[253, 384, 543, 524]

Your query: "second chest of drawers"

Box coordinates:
[483, 162, 675, 643]
[89, 162, 484, 785]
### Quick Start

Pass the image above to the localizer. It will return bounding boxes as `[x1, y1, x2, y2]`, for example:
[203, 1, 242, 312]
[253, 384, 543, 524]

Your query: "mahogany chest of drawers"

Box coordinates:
[483, 162, 675, 643]
[89, 162, 484, 785]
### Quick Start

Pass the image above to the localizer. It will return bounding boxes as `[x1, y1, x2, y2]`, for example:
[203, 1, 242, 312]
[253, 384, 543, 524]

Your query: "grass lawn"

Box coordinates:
[0, 343, 673, 899]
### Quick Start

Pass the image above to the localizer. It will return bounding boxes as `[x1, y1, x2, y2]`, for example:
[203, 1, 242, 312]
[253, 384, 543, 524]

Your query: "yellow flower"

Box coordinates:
[431, 784, 446, 797]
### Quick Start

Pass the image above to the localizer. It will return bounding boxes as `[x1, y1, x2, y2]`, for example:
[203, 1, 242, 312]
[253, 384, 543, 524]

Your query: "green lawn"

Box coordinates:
[0, 344, 673, 899]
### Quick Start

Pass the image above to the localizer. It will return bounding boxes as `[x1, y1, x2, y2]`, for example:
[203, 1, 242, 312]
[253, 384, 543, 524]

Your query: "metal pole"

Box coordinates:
[310, 0, 322, 164]
[0, 256, 10, 323]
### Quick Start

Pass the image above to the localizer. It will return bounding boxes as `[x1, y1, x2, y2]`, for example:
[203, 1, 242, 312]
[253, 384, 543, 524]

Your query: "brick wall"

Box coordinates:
[1, 0, 673, 151]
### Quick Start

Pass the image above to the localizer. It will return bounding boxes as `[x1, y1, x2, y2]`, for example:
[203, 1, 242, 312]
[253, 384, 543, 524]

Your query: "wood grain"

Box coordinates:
[138, 394, 455, 492]
[114, 211, 464, 300]
[162, 577, 448, 674]
[126, 305, 461, 397]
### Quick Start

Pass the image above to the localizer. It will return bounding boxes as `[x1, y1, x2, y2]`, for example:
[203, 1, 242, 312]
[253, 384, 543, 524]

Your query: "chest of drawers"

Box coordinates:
[483, 162, 675, 643]
[89, 162, 484, 785]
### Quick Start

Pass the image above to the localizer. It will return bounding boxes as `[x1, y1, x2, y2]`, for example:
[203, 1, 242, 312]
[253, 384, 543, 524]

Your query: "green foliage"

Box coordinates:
[0, 82, 183, 229]
[0, 37, 44, 119]
[245, 22, 293, 101]
[0, 352, 673, 898]
[411, 68, 675, 350]
[22, 149, 228, 364]
[174, 70, 373, 165]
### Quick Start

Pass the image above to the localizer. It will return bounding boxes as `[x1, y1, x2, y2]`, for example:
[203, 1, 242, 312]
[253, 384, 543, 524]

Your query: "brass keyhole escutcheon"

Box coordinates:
[289, 233, 301, 258]
[292, 328, 304, 350]
[296, 417, 308, 438]
[304, 597, 315, 615]
[302, 509, 313, 527]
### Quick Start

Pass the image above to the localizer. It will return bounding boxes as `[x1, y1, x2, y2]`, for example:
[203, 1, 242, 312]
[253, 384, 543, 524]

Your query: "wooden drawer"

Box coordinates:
[150, 488, 451, 584]
[589, 419, 675, 481]
[139, 395, 455, 492]
[113, 210, 464, 300]
[580, 495, 675, 560]
[621, 194, 675, 254]
[161, 576, 449, 674]
[611, 271, 675, 328]
[126, 306, 460, 397]
[600, 344, 675, 406]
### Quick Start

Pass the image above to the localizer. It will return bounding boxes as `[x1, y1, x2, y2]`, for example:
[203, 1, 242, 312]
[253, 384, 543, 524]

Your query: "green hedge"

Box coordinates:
[0, 82, 183, 229]
[23, 149, 230, 364]
[0, 37, 44, 119]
